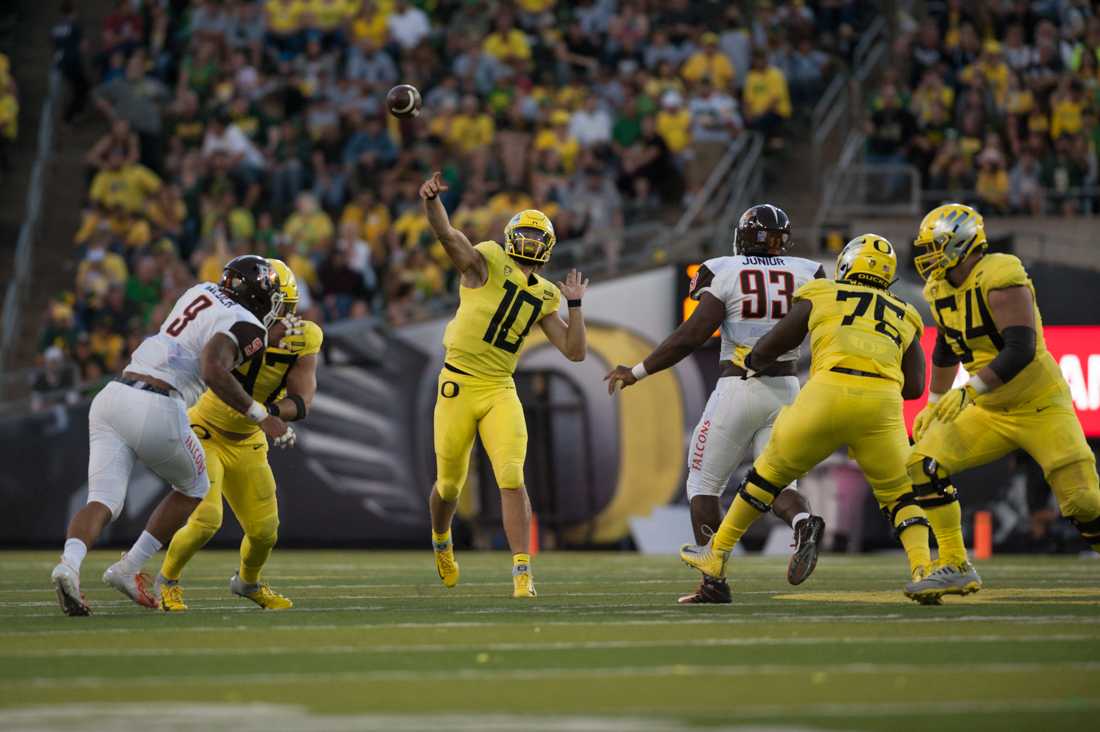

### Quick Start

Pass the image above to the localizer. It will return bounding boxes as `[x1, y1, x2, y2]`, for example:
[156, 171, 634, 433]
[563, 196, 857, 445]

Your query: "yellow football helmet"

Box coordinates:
[913, 203, 987, 281]
[504, 209, 556, 264]
[266, 258, 300, 315]
[835, 234, 898, 289]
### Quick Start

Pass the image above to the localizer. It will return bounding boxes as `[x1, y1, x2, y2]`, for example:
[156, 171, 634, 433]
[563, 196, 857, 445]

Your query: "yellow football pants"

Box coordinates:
[160, 417, 280, 584]
[909, 387, 1100, 546]
[433, 368, 527, 501]
[755, 371, 915, 501]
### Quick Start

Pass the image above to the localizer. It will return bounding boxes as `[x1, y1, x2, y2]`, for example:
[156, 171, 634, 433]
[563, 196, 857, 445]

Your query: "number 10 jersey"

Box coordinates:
[442, 241, 561, 381]
[691, 254, 822, 368]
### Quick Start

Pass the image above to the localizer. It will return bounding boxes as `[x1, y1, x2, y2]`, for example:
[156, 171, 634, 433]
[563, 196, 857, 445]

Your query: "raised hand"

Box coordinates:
[419, 171, 449, 200]
[557, 269, 589, 301]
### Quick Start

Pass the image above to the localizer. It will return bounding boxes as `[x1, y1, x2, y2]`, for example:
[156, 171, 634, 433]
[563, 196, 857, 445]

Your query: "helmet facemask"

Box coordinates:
[506, 226, 553, 264]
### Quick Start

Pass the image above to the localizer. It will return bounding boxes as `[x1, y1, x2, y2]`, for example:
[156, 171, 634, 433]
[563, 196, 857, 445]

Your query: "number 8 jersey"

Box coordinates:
[127, 282, 267, 406]
[691, 254, 823, 368]
[442, 241, 561, 380]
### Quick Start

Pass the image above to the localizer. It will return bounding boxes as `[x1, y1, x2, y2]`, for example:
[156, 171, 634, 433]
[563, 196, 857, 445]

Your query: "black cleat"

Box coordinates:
[787, 515, 825, 585]
[677, 575, 732, 604]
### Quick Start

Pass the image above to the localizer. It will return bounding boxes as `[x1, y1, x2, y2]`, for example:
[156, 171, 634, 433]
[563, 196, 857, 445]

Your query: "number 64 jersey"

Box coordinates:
[691, 254, 823, 367]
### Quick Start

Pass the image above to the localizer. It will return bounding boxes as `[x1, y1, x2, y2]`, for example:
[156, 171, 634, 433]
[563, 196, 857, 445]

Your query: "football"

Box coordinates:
[386, 83, 422, 118]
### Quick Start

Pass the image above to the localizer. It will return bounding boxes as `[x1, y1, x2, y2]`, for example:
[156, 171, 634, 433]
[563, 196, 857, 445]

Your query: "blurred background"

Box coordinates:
[0, 0, 1097, 556]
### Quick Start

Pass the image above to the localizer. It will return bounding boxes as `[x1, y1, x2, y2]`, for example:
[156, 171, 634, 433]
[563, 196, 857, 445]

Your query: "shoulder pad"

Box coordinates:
[793, 278, 834, 301]
[301, 320, 324, 355]
[976, 253, 1029, 292]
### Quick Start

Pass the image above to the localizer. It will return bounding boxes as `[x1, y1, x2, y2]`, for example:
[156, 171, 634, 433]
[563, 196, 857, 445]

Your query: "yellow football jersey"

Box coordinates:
[191, 319, 324, 434]
[796, 278, 923, 387]
[442, 241, 561, 380]
[923, 253, 1063, 408]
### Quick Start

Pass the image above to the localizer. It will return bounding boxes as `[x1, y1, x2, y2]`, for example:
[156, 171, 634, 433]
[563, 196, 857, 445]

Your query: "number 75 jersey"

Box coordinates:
[796, 278, 923, 388]
[691, 254, 823, 367]
[442, 241, 561, 381]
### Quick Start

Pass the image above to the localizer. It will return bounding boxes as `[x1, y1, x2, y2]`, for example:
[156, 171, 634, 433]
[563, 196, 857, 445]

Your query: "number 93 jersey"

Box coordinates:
[191, 319, 324, 434]
[442, 241, 561, 381]
[923, 253, 1063, 408]
[691, 255, 822, 367]
[796, 278, 923, 388]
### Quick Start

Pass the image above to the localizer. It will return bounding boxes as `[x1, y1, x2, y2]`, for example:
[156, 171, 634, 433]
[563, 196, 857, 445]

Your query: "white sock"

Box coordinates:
[61, 538, 88, 571]
[791, 512, 811, 529]
[120, 531, 163, 572]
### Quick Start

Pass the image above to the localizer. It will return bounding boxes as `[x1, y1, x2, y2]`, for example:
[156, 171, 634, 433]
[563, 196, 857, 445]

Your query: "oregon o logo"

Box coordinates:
[440, 381, 460, 398]
[873, 238, 892, 254]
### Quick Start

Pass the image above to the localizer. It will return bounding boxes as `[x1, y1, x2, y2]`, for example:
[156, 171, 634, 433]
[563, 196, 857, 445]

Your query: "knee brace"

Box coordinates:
[245, 513, 280, 547]
[736, 469, 783, 514]
[881, 492, 931, 538]
[911, 457, 960, 508]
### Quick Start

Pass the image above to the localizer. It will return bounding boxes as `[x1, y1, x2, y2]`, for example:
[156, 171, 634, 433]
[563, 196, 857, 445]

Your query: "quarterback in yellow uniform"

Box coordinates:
[677, 236, 937, 594]
[419, 171, 588, 598]
[156, 259, 322, 610]
[904, 204, 1100, 602]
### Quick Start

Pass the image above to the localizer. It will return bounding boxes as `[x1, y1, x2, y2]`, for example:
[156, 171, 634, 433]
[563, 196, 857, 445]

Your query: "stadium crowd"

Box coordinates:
[868, 0, 1100, 215]
[32, 0, 869, 408]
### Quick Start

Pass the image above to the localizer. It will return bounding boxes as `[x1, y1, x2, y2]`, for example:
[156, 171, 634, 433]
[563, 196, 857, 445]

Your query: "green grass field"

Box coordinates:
[0, 550, 1097, 731]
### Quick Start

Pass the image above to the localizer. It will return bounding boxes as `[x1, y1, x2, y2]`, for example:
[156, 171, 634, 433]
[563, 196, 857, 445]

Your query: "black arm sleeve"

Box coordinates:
[931, 330, 961, 368]
[987, 325, 1036, 383]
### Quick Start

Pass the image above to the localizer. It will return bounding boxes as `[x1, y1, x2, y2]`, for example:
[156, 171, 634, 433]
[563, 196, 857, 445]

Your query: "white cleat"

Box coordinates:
[102, 560, 159, 609]
[51, 562, 91, 616]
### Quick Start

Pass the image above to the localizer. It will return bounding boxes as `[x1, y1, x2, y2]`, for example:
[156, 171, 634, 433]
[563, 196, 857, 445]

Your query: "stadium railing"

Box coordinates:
[0, 70, 60, 396]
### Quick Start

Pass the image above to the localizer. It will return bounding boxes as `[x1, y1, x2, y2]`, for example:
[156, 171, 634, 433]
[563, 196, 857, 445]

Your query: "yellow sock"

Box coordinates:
[712, 489, 770, 553]
[432, 530, 452, 548]
[159, 518, 217, 582]
[925, 498, 968, 564]
[892, 504, 932, 574]
[513, 553, 531, 571]
[239, 519, 278, 584]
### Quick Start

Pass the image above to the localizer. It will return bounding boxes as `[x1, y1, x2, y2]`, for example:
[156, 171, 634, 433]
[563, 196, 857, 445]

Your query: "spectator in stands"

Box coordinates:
[93, 53, 168, 171]
[284, 192, 335, 261]
[31, 347, 78, 413]
[388, 0, 431, 52]
[52, 1, 89, 125]
[785, 36, 832, 108]
[742, 49, 792, 148]
[865, 83, 916, 201]
[85, 119, 139, 178]
[1009, 151, 1045, 215]
[570, 166, 624, 274]
[976, 148, 1011, 213]
[570, 95, 613, 148]
[682, 33, 736, 90]
[89, 149, 162, 215]
[656, 90, 692, 159]
[687, 79, 741, 191]
[318, 241, 370, 321]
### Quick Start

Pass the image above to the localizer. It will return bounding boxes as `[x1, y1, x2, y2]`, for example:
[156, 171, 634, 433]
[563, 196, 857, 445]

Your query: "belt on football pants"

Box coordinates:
[443, 362, 473, 376]
[829, 366, 886, 380]
[115, 376, 173, 397]
[720, 360, 797, 378]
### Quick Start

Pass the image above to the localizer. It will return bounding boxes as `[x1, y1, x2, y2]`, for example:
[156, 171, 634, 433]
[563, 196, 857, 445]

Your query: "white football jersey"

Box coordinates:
[126, 282, 267, 406]
[691, 254, 822, 366]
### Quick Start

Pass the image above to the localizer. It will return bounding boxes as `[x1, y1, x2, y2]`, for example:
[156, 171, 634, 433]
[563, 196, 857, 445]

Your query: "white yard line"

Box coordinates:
[11, 661, 1100, 689]
[3, 613, 1100, 637]
[0, 633, 1092, 658]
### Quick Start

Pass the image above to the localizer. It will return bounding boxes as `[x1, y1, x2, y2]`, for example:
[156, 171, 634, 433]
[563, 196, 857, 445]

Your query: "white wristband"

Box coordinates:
[245, 400, 268, 424]
[927, 392, 943, 404]
[966, 375, 990, 395]
[631, 363, 649, 381]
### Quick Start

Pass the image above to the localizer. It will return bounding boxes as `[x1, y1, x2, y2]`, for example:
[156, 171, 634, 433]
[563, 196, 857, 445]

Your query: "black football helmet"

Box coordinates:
[220, 255, 283, 328]
[733, 204, 792, 256]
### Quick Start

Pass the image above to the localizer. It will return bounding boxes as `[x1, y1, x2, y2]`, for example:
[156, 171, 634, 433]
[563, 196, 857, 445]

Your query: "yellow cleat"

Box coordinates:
[434, 544, 460, 588]
[679, 540, 730, 579]
[229, 573, 293, 610]
[160, 582, 188, 612]
[512, 570, 536, 598]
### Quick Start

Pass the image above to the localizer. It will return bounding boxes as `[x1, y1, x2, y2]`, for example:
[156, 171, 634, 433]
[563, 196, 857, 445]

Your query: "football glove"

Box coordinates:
[911, 403, 937, 441]
[272, 424, 296, 449]
[278, 314, 307, 353]
[932, 385, 977, 424]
